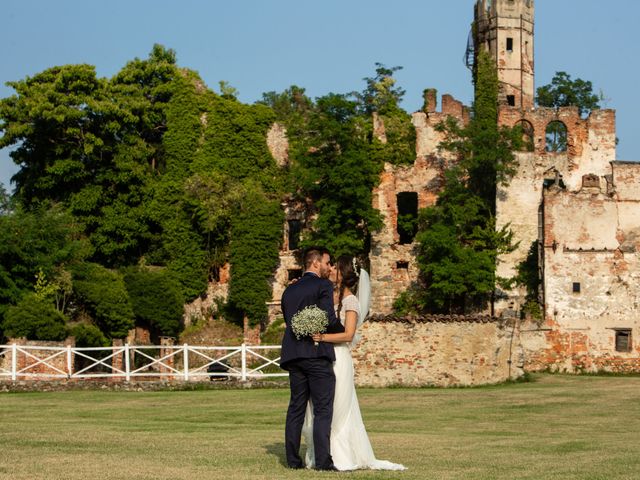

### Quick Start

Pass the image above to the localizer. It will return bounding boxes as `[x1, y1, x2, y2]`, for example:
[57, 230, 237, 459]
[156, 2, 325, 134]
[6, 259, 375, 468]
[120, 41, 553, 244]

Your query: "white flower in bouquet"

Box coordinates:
[291, 305, 329, 345]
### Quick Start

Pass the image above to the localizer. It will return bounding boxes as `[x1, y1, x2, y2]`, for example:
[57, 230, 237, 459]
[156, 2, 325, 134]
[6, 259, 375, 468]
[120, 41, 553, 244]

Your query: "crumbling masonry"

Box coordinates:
[230, 0, 640, 379]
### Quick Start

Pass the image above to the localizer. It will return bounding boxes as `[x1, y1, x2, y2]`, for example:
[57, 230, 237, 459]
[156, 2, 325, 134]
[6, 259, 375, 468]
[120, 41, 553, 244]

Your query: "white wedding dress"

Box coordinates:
[302, 294, 406, 471]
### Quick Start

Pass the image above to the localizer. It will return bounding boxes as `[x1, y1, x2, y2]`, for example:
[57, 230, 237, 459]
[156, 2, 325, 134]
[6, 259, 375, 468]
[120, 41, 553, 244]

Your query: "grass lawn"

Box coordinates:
[1, 374, 640, 479]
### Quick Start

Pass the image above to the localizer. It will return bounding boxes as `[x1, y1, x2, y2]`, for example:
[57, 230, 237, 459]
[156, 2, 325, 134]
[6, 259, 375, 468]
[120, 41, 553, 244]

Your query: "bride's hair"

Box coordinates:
[336, 255, 359, 319]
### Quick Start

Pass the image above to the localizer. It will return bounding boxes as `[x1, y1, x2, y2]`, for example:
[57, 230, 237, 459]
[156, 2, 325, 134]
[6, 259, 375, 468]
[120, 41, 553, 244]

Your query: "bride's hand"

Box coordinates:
[312, 333, 324, 342]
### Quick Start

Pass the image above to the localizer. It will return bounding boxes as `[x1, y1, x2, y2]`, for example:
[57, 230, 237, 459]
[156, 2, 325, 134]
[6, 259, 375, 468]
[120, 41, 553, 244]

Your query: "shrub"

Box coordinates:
[122, 267, 184, 337]
[70, 323, 110, 348]
[3, 294, 68, 341]
[260, 317, 285, 345]
[71, 263, 134, 339]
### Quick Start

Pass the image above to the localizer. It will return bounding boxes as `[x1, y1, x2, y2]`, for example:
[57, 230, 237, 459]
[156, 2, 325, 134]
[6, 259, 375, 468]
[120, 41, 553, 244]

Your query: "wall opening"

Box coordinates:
[287, 219, 301, 251]
[396, 261, 409, 270]
[582, 174, 600, 188]
[545, 121, 568, 153]
[572, 282, 581, 293]
[515, 119, 534, 151]
[507, 95, 516, 106]
[396, 192, 419, 245]
[288, 269, 302, 282]
[506, 37, 514, 52]
[615, 329, 632, 353]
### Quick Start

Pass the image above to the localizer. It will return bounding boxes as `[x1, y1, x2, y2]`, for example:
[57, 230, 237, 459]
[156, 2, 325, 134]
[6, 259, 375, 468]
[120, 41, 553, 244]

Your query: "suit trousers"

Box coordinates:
[285, 357, 336, 469]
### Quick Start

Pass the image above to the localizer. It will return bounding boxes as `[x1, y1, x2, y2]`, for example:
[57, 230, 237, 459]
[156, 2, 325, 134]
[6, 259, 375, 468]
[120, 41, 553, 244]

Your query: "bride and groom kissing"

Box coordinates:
[280, 247, 406, 472]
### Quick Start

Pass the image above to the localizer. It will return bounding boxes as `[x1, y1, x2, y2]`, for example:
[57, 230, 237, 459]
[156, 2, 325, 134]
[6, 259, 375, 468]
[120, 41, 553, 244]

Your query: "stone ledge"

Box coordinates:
[368, 313, 512, 324]
[0, 379, 288, 393]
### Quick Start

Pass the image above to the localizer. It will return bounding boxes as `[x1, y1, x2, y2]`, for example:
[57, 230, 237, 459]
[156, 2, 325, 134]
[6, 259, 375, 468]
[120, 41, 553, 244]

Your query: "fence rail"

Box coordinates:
[0, 344, 286, 381]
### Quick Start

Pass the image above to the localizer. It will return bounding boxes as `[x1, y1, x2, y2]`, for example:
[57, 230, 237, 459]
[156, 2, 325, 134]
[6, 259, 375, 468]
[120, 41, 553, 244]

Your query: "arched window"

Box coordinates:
[545, 121, 567, 153]
[515, 120, 534, 151]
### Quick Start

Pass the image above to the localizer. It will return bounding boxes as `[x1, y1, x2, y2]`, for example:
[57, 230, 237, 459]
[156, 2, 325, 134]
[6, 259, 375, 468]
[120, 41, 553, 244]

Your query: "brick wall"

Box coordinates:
[2, 338, 75, 379]
[351, 315, 523, 386]
[521, 166, 640, 373]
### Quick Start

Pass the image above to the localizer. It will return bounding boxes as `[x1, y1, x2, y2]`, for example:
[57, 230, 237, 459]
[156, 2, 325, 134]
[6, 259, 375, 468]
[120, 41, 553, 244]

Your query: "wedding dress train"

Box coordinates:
[302, 294, 406, 471]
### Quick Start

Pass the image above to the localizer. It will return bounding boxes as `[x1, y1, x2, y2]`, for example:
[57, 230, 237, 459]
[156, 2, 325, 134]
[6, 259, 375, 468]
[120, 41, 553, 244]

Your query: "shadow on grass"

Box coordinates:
[265, 442, 287, 468]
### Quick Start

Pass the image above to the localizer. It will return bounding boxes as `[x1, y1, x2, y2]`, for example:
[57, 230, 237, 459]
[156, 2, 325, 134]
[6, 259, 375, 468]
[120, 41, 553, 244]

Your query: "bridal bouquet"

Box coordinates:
[291, 305, 328, 345]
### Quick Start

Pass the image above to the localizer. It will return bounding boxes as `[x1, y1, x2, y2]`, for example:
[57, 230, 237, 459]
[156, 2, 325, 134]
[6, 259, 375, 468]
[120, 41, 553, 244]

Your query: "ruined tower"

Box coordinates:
[471, 0, 535, 110]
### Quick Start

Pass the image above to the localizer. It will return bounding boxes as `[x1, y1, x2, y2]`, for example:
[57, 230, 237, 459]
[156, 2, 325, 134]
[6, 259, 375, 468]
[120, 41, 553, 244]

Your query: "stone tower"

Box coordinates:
[472, 0, 535, 110]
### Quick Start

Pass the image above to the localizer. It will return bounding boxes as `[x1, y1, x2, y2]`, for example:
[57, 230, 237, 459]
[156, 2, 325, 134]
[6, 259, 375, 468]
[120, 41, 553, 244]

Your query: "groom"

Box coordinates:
[280, 246, 344, 470]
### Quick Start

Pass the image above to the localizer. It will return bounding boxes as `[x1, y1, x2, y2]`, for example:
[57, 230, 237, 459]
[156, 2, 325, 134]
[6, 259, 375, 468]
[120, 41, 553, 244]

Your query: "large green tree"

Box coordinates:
[290, 93, 383, 256]
[0, 205, 89, 329]
[396, 50, 519, 314]
[262, 64, 414, 259]
[0, 46, 179, 266]
[536, 71, 600, 116]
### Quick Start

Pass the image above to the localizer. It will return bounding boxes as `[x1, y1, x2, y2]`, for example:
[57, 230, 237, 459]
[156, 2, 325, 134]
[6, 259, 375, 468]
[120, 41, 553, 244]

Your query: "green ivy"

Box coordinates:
[398, 50, 519, 314]
[227, 189, 283, 326]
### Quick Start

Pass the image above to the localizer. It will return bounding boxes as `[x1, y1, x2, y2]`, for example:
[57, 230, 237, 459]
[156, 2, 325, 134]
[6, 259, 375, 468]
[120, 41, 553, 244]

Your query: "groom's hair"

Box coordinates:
[303, 246, 330, 269]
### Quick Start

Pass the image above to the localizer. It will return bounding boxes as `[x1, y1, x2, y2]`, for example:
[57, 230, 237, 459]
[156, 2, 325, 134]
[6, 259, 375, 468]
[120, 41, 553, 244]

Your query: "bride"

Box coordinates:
[302, 255, 406, 471]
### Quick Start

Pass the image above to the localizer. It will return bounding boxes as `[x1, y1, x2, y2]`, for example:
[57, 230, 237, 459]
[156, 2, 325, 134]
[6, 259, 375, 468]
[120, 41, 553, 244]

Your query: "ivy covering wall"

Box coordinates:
[0, 48, 425, 340]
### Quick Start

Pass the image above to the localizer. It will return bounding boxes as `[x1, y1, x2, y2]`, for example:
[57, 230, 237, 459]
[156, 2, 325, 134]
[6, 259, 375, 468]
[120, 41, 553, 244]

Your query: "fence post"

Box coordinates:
[183, 344, 189, 381]
[241, 343, 247, 381]
[124, 344, 131, 382]
[66, 345, 73, 378]
[11, 343, 17, 381]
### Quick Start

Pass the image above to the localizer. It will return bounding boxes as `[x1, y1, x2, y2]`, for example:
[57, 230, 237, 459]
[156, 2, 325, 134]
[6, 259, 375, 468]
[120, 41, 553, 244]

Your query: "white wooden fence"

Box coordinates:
[0, 344, 286, 381]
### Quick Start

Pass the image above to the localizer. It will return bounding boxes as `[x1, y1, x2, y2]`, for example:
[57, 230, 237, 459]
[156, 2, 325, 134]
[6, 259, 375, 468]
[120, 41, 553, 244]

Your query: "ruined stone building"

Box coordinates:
[231, 0, 640, 377]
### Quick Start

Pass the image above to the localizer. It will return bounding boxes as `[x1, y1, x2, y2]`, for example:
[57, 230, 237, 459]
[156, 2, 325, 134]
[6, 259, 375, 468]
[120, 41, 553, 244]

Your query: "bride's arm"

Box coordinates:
[312, 310, 357, 343]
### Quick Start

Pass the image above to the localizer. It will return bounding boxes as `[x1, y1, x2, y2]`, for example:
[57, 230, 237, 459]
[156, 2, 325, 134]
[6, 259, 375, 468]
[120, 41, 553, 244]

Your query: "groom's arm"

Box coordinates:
[318, 279, 345, 334]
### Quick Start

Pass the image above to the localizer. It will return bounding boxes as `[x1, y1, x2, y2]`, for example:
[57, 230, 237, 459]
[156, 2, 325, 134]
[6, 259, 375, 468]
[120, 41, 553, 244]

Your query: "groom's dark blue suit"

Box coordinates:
[280, 272, 345, 470]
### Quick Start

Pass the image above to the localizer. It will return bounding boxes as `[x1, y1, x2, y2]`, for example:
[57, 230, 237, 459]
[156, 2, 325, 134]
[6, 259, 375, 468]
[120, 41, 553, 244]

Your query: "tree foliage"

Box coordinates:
[352, 63, 406, 115]
[0, 44, 290, 337]
[122, 267, 184, 337]
[0, 204, 89, 325]
[227, 189, 283, 326]
[70, 323, 110, 348]
[3, 294, 69, 341]
[536, 71, 600, 116]
[0, 52, 430, 337]
[263, 64, 413, 258]
[71, 263, 135, 339]
[396, 50, 519, 314]
[514, 241, 542, 320]
[536, 71, 601, 154]
[290, 93, 383, 256]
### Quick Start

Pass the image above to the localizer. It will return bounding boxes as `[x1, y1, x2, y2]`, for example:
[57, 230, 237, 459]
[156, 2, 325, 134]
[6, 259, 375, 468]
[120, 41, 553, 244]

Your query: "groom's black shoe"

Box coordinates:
[287, 464, 304, 470]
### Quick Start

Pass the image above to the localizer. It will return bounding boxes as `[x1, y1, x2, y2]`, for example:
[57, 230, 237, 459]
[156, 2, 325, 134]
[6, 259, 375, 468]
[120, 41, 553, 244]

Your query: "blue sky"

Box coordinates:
[2, 0, 639, 191]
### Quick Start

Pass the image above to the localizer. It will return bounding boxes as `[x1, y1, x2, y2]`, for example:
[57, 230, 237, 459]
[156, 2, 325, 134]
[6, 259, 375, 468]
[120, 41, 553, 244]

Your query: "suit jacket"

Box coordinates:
[279, 272, 345, 370]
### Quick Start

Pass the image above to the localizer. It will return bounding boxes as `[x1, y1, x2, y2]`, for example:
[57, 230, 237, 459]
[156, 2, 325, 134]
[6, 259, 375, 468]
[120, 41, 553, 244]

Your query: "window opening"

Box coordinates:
[615, 329, 632, 352]
[507, 95, 516, 106]
[287, 220, 301, 251]
[572, 282, 581, 293]
[506, 37, 514, 52]
[545, 121, 568, 153]
[396, 192, 419, 245]
[582, 174, 600, 188]
[516, 119, 534, 151]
